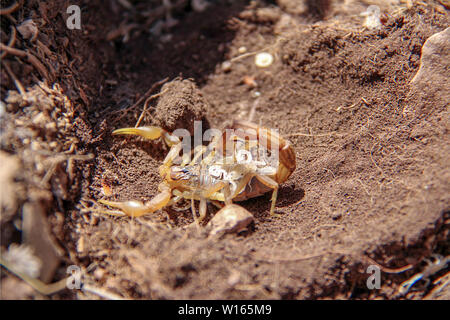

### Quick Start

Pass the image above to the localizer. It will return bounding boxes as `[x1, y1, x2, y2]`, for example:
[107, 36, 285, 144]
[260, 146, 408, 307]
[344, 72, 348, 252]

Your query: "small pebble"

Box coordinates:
[17, 19, 38, 41]
[94, 268, 106, 280]
[191, 0, 209, 12]
[331, 212, 342, 221]
[361, 5, 382, 29]
[0, 101, 5, 117]
[255, 52, 273, 68]
[207, 204, 254, 237]
[238, 46, 247, 54]
[242, 75, 257, 88]
[227, 269, 241, 286]
[221, 61, 232, 72]
[77, 236, 85, 254]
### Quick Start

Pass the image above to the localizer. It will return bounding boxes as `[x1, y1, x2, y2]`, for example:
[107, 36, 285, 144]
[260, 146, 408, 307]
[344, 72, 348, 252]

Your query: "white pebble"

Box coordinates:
[221, 61, 232, 72]
[0, 101, 5, 117]
[255, 52, 273, 68]
[361, 5, 382, 29]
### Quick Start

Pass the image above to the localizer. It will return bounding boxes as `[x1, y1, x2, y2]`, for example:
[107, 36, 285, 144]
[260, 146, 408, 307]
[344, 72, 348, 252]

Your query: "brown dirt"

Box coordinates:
[1, 0, 449, 300]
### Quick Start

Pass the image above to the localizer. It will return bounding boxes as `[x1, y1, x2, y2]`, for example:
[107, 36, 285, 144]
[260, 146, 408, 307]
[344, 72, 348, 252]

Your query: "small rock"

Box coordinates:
[221, 60, 232, 72]
[207, 204, 254, 237]
[238, 46, 247, 54]
[331, 212, 342, 221]
[227, 269, 241, 286]
[255, 7, 281, 24]
[242, 75, 257, 88]
[94, 268, 106, 281]
[361, 5, 382, 30]
[409, 27, 450, 111]
[191, 0, 209, 12]
[0, 101, 5, 117]
[77, 236, 86, 256]
[17, 19, 38, 41]
[411, 27, 450, 87]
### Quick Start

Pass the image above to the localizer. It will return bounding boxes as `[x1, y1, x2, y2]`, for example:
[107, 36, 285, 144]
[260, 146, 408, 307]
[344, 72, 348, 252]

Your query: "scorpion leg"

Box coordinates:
[199, 181, 228, 221]
[179, 145, 207, 167]
[190, 145, 208, 165]
[210, 200, 225, 209]
[199, 198, 207, 222]
[173, 181, 228, 223]
[230, 173, 279, 215]
[254, 174, 279, 216]
[99, 183, 172, 217]
[188, 196, 210, 225]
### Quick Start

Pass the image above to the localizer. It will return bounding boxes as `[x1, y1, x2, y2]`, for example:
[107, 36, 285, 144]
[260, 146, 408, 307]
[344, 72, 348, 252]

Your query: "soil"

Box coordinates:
[0, 0, 449, 300]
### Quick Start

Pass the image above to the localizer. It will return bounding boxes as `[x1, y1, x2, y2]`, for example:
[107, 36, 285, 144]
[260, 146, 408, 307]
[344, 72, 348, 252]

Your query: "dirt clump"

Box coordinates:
[154, 78, 210, 135]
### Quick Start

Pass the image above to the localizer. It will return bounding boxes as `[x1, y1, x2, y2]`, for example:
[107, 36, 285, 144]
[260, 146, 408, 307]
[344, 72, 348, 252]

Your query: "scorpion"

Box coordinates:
[99, 120, 296, 223]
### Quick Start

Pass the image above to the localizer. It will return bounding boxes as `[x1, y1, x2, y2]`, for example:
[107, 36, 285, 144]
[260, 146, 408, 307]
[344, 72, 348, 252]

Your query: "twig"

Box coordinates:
[117, 0, 133, 10]
[247, 98, 259, 123]
[355, 178, 374, 205]
[287, 131, 339, 138]
[364, 256, 413, 274]
[41, 153, 94, 185]
[106, 23, 139, 42]
[0, 256, 68, 295]
[255, 250, 334, 263]
[82, 283, 128, 300]
[336, 97, 369, 112]
[398, 255, 450, 295]
[113, 77, 168, 121]
[2, 60, 25, 94]
[1, 255, 127, 299]
[423, 272, 450, 300]
[134, 88, 168, 127]
[0, 1, 20, 15]
[256, 249, 413, 275]
[0, 25, 17, 59]
[142, 0, 188, 27]
[369, 141, 384, 175]
[0, 42, 51, 80]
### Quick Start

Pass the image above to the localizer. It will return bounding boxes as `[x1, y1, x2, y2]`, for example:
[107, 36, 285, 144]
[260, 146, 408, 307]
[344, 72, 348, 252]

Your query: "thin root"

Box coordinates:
[0, 256, 67, 295]
[287, 131, 340, 138]
[364, 256, 413, 274]
[2, 60, 25, 94]
[336, 97, 369, 112]
[113, 77, 169, 122]
[135, 88, 169, 127]
[0, 43, 51, 80]
[81, 283, 128, 300]
[0, 25, 17, 59]
[0, 1, 20, 15]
